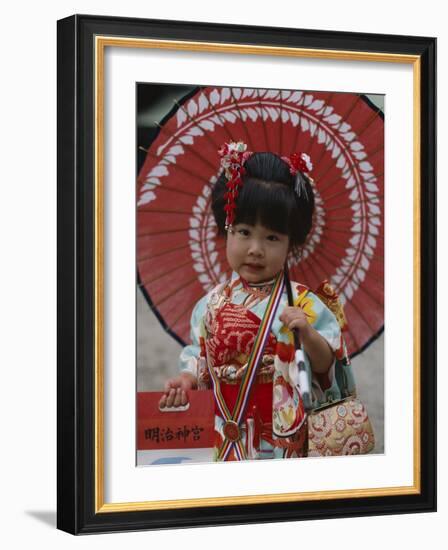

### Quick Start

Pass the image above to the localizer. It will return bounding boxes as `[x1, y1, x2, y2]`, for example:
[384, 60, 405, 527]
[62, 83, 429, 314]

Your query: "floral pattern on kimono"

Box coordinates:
[179, 271, 346, 459]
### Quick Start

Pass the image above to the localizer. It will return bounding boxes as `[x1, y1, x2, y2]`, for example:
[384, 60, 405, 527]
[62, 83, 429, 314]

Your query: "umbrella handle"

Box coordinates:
[284, 265, 313, 410]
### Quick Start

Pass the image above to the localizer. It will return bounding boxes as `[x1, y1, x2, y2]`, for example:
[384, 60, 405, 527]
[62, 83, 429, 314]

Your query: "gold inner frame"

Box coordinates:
[94, 37, 421, 513]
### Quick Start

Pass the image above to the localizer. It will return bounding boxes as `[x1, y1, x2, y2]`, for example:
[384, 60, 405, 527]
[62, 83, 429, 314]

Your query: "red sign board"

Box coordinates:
[137, 390, 215, 450]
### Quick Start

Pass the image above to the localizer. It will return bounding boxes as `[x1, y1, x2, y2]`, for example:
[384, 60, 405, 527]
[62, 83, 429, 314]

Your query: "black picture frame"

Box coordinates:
[57, 14, 436, 534]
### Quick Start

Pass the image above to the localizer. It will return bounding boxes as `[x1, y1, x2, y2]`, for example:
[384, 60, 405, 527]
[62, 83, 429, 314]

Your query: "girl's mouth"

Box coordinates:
[245, 263, 264, 270]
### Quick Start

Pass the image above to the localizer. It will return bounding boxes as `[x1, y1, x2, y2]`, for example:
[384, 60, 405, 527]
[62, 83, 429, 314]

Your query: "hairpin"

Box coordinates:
[218, 141, 253, 230]
[280, 152, 313, 176]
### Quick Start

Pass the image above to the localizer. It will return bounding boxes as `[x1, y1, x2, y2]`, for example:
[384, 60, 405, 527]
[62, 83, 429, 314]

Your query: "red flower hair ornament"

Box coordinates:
[218, 141, 253, 230]
[281, 152, 313, 175]
[218, 141, 313, 230]
[281, 152, 314, 201]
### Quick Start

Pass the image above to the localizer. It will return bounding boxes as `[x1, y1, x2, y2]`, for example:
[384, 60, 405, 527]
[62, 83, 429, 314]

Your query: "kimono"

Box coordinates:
[179, 271, 352, 461]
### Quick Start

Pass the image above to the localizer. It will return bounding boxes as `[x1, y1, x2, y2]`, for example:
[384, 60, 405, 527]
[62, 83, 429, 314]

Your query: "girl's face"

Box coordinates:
[226, 222, 290, 284]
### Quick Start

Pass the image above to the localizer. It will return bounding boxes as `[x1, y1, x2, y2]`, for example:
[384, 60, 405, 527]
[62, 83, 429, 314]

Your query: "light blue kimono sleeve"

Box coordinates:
[178, 293, 209, 378]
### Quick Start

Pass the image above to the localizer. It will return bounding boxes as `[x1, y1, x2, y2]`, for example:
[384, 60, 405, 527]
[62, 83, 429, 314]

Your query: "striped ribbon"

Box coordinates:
[205, 272, 285, 461]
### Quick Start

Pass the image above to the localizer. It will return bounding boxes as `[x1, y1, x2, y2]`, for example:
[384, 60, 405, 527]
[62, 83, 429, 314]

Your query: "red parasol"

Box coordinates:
[137, 86, 384, 357]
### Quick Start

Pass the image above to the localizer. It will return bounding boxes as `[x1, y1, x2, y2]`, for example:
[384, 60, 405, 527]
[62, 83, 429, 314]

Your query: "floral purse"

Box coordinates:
[306, 281, 376, 457]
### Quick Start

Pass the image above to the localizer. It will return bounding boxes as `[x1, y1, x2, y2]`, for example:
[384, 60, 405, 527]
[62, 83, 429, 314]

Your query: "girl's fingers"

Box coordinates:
[166, 388, 176, 407]
[287, 318, 307, 331]
[181, 390, 188, 406]
[164, 379, 176, 392]
[161, 385, 190, 408]
[173, 388, 182, 407]
[159, 394, 167, 408]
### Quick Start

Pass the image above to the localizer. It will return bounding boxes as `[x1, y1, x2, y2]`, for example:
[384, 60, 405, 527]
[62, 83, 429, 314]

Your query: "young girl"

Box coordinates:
[159, 142, 349, 461]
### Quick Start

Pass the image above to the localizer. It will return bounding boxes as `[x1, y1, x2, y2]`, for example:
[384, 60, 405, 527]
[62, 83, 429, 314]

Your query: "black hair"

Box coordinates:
[211, 152, 315, 251]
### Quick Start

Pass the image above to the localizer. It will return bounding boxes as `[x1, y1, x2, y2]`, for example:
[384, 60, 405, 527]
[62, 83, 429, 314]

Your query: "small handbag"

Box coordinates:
[308, 394, 375, 456]
[307, 281, 375, 456]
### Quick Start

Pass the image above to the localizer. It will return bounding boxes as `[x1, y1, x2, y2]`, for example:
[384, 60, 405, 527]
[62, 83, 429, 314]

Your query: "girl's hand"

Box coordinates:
[280, 306, 334, 374]
[279, 306, 311, 334]
[159, 372, 197, 408]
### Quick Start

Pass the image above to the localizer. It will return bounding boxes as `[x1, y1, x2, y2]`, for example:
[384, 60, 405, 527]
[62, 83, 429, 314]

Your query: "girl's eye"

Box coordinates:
[267, 235, 279, 242]
[238, 229, 250, 236]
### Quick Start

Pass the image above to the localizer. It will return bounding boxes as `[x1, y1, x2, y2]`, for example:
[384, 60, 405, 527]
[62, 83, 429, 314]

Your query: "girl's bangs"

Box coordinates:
[234, 180, 294, 235]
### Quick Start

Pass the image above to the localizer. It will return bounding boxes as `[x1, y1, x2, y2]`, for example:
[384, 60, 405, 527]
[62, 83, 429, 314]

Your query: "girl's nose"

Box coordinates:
[248, 239, 264, 256]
